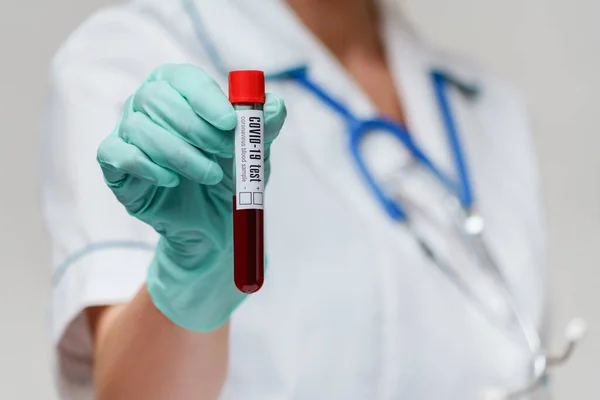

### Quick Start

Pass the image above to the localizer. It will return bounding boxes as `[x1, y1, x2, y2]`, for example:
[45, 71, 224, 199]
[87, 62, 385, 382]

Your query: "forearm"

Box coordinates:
[89, 285, 229, 400]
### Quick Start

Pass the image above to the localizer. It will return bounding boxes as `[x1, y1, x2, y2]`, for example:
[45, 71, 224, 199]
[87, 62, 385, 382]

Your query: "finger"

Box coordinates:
[97, 133, 180, 188]
[119, 111, 224, 185]
[263, 93, 287, 146]
[132, 80, 234, 157]
[149, 64, 236, 131]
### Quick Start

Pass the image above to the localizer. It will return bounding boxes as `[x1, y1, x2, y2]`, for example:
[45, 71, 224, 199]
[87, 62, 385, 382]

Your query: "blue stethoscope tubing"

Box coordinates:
[182, 0, 478, 223]
[287, 66, 479, 222]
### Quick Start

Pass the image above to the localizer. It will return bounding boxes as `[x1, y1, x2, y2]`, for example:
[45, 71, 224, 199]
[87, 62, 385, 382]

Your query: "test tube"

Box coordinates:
[229, 70, 265, 293]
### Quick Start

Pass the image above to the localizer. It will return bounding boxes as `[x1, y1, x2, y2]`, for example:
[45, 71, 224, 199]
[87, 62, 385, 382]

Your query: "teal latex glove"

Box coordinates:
[97, 64, 286, 331]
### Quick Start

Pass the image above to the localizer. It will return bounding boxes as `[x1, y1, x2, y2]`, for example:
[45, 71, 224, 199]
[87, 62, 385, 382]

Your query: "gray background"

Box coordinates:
[0, 0, 597, 399]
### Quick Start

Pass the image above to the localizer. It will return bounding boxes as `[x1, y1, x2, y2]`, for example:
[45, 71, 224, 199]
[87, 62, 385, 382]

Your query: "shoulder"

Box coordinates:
[50, 1, 207, 83]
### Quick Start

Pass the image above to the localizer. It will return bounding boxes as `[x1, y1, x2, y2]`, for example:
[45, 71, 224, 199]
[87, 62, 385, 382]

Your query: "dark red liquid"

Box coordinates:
[233, 196, 264, 293]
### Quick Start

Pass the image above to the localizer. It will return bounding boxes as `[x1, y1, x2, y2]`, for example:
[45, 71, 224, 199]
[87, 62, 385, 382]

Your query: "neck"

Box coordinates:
[286, 0, 385, 65]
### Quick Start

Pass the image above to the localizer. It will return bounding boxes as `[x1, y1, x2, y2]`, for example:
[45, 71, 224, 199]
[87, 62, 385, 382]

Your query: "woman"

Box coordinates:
[42, 0, 549, 398]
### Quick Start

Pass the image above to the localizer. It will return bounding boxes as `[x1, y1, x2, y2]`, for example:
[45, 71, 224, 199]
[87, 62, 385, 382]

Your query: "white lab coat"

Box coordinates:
[41, 0, 548, 399]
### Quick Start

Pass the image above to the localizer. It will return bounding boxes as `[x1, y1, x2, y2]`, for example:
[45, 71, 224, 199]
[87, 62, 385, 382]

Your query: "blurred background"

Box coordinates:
[0, 0, 597, 399]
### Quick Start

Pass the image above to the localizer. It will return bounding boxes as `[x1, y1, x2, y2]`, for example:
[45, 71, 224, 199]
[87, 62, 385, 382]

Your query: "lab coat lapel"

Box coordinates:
[382, 15, 459, 183]
[383, 14, 546, 337]
[271, 32, 395, 225]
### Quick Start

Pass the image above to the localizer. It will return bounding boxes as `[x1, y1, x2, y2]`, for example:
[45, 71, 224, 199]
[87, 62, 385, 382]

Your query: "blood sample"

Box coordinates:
[229, 70, 266, 293]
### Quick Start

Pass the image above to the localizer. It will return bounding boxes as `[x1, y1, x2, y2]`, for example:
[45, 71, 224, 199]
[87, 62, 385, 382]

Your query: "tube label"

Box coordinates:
[235, 109, 265, 210]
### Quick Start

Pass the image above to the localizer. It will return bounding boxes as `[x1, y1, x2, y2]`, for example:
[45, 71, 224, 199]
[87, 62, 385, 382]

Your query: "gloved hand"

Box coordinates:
[97, 64, 286, 331]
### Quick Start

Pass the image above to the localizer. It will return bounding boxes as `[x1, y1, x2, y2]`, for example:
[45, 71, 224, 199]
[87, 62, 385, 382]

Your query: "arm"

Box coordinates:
[87, 285, 229, 400]
[43, 10, 284, 398]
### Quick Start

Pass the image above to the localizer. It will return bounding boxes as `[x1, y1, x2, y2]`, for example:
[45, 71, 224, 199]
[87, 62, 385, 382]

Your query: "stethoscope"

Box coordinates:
[183, 0, 586, 398]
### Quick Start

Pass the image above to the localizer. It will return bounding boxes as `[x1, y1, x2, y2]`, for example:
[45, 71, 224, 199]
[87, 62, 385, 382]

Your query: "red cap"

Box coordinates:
[228, 70, 266, 104]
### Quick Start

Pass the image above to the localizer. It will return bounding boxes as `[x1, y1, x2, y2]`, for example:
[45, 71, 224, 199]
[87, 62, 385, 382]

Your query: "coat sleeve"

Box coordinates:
[40, 4, 206, 397]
